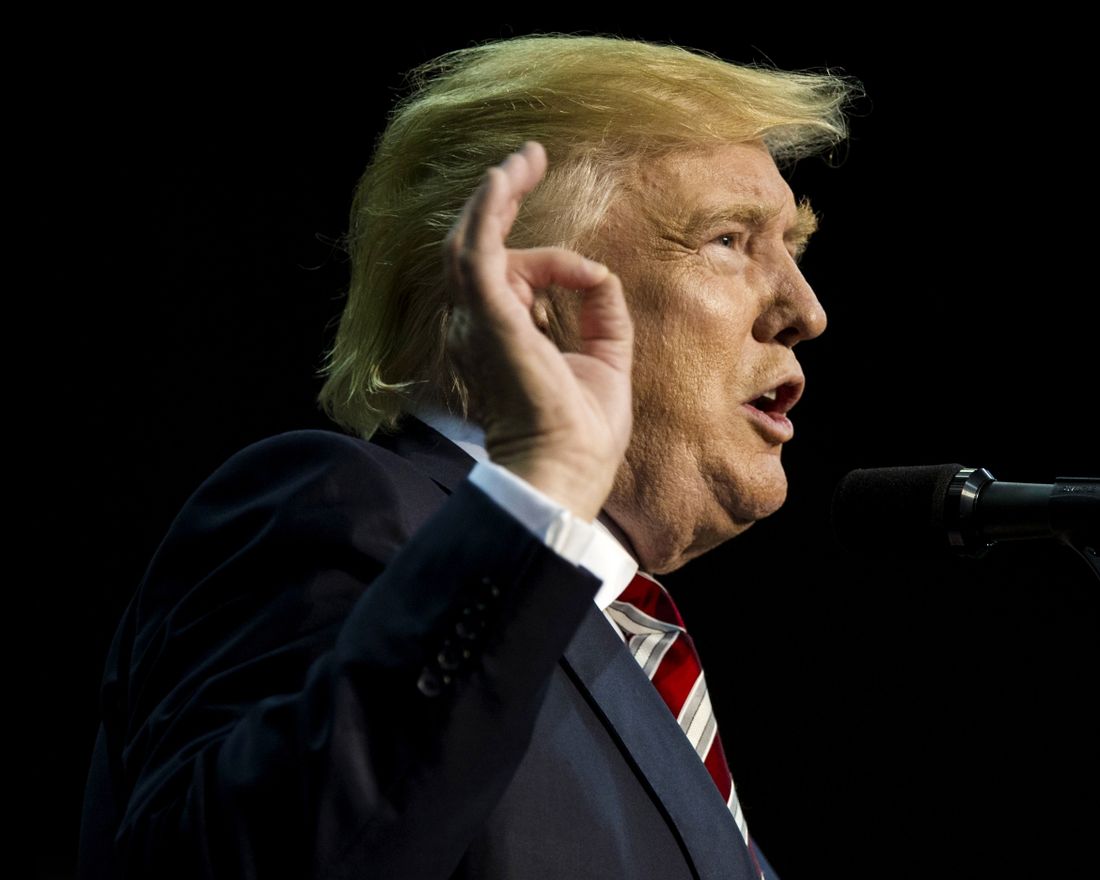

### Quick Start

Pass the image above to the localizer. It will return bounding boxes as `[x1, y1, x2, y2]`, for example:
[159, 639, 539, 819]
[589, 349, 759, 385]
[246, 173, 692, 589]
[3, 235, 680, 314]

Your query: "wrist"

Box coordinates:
[496, 457, 609, 522]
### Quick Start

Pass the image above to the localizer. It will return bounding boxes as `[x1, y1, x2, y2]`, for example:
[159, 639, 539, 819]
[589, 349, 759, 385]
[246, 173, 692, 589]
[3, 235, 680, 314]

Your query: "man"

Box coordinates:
[78, 34, 855, 879]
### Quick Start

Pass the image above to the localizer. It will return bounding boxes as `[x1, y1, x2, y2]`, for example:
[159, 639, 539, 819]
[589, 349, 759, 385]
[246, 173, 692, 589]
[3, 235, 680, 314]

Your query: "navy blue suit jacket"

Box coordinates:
[78, 415, 777, 879]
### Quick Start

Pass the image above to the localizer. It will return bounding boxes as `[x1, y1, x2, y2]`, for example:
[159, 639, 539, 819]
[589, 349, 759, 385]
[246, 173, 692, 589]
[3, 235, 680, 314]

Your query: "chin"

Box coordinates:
[728, 461, 789, 523]
[609, 449, 790, 573]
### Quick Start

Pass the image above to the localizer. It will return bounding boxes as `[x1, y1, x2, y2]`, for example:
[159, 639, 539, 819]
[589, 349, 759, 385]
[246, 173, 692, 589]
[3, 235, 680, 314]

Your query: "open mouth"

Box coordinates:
[747, 382, 801, 415]
[742, 380, 803, 443]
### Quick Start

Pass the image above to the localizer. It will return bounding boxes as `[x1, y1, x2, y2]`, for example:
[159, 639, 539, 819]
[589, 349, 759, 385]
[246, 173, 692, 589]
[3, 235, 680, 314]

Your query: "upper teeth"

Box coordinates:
[761, 389, 778, 401]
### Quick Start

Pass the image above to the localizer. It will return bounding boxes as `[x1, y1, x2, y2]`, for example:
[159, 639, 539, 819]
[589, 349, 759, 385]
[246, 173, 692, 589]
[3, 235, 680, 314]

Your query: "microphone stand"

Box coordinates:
[1053, 477, 1099, 583]
[947, 470, 1099, 583]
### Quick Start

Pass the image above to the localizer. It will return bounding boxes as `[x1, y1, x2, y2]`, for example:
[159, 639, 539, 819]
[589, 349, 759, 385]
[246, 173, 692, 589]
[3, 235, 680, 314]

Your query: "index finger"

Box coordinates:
[452, 140, 548, 264]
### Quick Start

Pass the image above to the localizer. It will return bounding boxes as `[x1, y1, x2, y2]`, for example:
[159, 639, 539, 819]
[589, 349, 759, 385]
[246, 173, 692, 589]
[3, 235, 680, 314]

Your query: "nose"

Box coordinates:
[752, 257, 827, 347]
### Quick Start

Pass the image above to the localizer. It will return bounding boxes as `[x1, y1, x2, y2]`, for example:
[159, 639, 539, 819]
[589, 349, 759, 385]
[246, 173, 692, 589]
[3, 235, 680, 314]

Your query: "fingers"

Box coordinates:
[465, 143, 546, 257]
[448, 141, 547, 281]
[443, 141, 632, 375]
[576, 267, 634, 375]
[507, 247, 632, 374]
[489, 141, 547, 236]
[446, 141, 595, 334]
[508, 247, 609, 292]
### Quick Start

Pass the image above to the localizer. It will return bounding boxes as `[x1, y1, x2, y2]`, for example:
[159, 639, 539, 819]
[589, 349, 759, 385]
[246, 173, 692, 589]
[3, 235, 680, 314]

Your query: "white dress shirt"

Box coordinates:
[405, 402, 640, 640]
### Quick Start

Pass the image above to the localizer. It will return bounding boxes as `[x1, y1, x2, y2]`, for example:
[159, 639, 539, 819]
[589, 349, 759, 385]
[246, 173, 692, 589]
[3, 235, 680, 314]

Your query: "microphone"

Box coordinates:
[831, 464, 1099, 558]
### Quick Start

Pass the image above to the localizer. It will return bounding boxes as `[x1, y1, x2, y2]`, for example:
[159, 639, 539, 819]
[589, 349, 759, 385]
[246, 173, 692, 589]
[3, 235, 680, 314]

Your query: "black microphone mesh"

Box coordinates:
[831, 464, 963, 557]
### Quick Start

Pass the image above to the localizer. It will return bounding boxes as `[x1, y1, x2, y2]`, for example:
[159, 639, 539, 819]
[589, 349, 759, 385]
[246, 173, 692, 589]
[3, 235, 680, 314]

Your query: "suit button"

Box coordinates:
[437, 639, 469, 671]
[417, 669, 442, 697]
[456, 606, 486, 640]
[479, 577, 501, 600]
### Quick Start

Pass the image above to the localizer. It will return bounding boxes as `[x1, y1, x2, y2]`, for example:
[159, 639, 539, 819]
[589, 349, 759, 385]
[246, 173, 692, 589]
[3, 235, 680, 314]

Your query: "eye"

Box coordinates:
[714, 232, 743, 249]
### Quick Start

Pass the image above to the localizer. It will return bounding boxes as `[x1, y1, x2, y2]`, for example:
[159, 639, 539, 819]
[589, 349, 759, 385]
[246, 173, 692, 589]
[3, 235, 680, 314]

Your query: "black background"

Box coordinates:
[31, 16, 1097, 879]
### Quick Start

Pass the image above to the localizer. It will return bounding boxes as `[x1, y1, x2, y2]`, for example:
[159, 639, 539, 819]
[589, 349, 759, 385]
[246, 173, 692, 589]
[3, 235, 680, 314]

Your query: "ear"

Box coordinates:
[531, 292, 553, 337]
[530, 285, 582, 351]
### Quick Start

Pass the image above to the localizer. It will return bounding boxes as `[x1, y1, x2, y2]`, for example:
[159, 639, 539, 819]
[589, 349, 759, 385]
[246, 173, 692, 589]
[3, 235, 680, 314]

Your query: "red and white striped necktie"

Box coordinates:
[608, 570, 765, 878]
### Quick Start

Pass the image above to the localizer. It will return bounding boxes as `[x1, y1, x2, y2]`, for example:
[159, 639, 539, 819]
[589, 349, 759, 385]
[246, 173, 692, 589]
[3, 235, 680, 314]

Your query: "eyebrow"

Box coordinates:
[679, 196, 819, 260]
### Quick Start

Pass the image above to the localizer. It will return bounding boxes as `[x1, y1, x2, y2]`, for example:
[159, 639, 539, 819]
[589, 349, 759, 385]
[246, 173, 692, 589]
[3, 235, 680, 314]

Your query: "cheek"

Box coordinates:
[681, 298, 754, 399]
[626, 270, 752, 411]
[691, 279, 754, 337]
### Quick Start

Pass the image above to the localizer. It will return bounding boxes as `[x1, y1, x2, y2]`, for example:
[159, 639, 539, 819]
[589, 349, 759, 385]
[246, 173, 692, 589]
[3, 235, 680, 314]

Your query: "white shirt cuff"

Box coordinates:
[467, 459, 598, 564]
[466, 459, 637, 595]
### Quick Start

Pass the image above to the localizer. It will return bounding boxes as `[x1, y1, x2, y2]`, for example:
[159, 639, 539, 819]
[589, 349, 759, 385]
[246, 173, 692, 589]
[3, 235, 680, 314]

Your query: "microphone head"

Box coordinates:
[831, 464, 964, 558]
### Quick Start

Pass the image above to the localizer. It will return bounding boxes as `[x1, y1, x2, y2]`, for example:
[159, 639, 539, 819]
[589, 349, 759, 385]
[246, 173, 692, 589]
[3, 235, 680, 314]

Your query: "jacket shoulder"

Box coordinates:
[132, 427, 454, 625]
[191, 427, 443, 517]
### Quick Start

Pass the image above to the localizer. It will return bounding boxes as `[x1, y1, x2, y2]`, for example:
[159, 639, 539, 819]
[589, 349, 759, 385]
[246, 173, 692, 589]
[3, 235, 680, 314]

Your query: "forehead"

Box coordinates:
[630, 141, 797, 226]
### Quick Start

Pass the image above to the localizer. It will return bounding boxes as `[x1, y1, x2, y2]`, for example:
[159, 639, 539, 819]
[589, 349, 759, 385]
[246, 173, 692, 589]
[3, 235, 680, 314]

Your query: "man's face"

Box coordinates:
[596, 140, 826, 574]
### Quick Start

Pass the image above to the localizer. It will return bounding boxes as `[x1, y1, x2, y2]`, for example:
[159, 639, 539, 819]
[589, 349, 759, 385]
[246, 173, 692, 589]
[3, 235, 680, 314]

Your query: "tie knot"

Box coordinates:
[617, 571, 687, 630]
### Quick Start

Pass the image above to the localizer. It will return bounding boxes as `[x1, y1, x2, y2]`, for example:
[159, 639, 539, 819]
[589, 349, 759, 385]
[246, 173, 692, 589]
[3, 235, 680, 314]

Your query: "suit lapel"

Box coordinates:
[561, 606, 757, 880]
[369, 414, 755, 879]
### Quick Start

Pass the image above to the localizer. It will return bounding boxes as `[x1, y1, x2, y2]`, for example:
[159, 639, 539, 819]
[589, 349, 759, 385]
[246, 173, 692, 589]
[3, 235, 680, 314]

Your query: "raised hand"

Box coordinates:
[443, 141, 634, 522]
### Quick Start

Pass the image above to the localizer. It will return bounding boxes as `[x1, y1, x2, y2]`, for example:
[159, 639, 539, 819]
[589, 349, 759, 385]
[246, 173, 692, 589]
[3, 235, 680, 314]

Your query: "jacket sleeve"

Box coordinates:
[99, 430, 602, 879]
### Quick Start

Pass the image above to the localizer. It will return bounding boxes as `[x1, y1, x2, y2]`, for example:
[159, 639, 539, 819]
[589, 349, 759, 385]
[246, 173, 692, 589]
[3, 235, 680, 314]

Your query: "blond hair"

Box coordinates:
[316, 34, 860, 438]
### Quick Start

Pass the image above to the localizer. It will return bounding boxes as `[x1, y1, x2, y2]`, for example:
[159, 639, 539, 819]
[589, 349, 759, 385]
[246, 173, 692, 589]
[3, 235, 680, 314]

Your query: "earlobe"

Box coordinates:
[531, 295, 552, 337]
[530, 286, 582, 350]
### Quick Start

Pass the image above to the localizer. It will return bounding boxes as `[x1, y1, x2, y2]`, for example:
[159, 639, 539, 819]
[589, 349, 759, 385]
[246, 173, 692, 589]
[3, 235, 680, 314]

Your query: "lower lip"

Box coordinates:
[741, 403, 794, 443]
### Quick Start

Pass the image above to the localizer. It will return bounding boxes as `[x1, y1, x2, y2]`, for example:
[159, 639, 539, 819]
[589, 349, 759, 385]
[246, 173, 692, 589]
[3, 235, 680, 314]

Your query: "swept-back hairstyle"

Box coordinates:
[317, 34, 860, 439]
